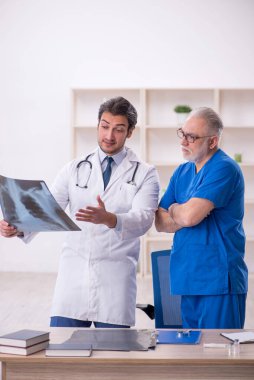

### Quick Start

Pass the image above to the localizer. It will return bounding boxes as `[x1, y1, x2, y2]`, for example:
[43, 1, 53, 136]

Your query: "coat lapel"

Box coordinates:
[90, 148, 104, 192]
[105, 148, 139, 192]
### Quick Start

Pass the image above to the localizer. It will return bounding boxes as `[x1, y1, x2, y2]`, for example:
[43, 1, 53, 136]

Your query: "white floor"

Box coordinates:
[0, 272, 253, 335]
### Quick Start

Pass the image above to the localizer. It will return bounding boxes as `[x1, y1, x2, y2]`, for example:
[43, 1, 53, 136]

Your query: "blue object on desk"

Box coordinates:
[151, 250, 182, 328]
[157, 330, 202, 344]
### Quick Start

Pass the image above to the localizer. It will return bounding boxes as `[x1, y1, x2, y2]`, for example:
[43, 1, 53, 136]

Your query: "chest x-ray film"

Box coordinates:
[0, 175, 80, 232]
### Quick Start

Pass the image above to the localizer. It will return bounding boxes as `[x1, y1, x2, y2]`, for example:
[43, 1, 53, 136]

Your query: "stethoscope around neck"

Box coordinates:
[76, 153, 140, 188]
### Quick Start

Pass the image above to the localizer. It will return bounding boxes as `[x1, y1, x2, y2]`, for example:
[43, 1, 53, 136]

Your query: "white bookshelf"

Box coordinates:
[71, 88, 254, 275]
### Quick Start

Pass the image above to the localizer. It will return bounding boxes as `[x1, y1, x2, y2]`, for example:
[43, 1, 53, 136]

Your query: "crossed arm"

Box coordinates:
[155, 197, 214, 233]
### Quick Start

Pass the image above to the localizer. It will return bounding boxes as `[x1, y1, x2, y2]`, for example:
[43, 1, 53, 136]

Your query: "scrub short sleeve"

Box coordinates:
[193, 162, 241, 208]
[159, 172, 177, 210]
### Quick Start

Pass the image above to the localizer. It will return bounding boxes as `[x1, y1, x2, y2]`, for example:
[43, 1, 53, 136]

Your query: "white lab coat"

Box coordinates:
[25, 147, 160, 326]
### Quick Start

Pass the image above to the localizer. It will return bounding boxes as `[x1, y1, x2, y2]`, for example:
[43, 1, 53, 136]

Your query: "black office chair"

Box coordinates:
[137, 249, 182, 328]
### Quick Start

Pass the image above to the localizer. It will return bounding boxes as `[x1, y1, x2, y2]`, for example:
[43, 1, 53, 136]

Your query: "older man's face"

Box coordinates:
[180, 116, 214, 164]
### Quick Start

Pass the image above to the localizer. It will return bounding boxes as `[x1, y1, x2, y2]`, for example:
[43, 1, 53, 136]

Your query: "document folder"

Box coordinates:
[157, 330, 202, 344]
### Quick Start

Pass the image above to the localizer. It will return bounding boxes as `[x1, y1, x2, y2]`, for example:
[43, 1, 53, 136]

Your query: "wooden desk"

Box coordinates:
[1, 328, 254, 380]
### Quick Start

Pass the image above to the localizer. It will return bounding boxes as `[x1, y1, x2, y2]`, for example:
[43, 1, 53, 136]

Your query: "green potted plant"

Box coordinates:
[174, 105, 192, 125]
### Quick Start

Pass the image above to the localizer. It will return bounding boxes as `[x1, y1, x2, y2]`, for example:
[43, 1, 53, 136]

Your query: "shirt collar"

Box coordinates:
[98, 146, 127, 166]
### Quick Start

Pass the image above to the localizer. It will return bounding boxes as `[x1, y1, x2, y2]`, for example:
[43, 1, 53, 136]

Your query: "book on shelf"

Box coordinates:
[0, 329, 50, 348]
[0, 340, 49, 356]
[45, 343, 92, 357]
[221, 331, 254, 343]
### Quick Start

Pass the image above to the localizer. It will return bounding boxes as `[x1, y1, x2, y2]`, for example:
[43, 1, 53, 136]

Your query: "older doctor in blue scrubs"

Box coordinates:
[155, 107, 248, 329]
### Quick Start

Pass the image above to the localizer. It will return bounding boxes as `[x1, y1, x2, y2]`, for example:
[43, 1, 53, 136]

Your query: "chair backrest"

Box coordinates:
[151, 249, 182, 328]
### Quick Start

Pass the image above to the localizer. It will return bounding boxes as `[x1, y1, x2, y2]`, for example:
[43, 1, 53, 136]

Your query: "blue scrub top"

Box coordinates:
[159, 149, 248, 296]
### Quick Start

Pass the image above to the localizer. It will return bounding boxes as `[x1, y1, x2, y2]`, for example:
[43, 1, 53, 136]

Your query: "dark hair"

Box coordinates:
[98, 96, 137, 130]
[189, 107, 224, 137]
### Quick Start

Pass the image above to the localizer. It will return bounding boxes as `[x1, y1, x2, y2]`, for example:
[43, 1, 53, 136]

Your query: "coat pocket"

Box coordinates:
[114, 183, 138, 212]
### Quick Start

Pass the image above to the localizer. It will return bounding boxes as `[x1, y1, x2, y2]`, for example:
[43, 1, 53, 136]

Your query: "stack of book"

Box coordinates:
[0, 329, 49, 355]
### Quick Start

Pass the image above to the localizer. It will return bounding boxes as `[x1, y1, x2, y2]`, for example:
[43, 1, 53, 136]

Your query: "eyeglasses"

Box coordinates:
[177, 128, 214, 143]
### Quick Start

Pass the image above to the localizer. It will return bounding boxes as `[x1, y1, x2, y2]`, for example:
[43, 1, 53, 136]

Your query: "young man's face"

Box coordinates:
[97, 112, 133, 155]
[180, 116, 214, 164]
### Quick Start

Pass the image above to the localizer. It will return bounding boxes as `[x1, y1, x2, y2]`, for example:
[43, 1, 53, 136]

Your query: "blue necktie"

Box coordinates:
[103, 156, 114, 189]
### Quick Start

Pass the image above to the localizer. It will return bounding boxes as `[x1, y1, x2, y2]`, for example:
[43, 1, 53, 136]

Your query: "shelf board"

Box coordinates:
[245, 199, 254, 205]
[146, 125, 178, 129]
[74, 125, 97, 129]
[150, 161, 183, 167]
[149, 160, 254, 168]
[146, 234, 254, 242]
[74, 124, 254, 130]
[145, 235, 173, 242]
[237, 162, 254, 167]
[73, 124, 142, 129]
[224, 125, 254, 129]
[71, 87, 141, 95]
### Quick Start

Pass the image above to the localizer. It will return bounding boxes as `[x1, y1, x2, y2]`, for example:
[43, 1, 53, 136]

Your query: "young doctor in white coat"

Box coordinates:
[0, 96, 160, 328]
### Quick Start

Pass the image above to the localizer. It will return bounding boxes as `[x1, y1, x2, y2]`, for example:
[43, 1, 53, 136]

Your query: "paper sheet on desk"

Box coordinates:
[221, 332, 254, 343]
[0, 175, 81, 232]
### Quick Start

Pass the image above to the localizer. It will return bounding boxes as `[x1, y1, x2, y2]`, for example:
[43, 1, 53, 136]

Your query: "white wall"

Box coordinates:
[0, 0, 254, 272]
